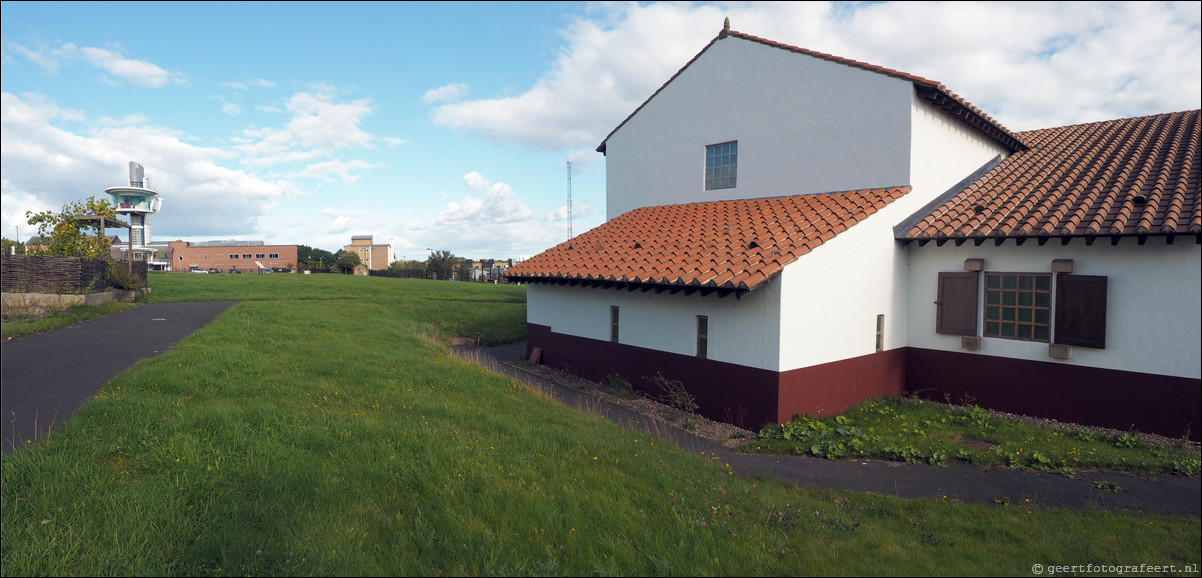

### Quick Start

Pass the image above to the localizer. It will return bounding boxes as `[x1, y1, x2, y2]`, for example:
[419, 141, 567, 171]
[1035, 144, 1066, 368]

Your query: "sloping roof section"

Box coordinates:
[904, 110, 1201, 244]
[597, 28, 1027, 155]
[505, 187, 909, 295]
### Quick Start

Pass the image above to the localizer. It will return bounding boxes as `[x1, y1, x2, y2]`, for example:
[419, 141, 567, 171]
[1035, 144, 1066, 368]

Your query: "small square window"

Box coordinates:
[705, 141, 737, 190]
[983, 272, 1051, 343]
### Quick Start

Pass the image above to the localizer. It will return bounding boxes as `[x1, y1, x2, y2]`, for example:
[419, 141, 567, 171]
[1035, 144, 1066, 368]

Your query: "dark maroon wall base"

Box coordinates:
[907, 348, 1201, 441]
[528, 324, 905, 430]
[527, 324, 779, 430]
[527, 324, 1201, 440]
[777, 351, 907, 423]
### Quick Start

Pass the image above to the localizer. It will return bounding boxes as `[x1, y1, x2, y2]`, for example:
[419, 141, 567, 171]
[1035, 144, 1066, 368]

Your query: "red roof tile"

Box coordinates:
[904, 110, 1201, 241]
[598, 29, 1026, 155]
[505, 188, 910, 293]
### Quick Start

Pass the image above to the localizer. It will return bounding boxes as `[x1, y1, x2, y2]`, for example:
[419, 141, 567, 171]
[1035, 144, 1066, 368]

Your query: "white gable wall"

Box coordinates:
[906, 239, 1202, 379]
[775, 96, 1011, 372]
[605, 35, 913, 219]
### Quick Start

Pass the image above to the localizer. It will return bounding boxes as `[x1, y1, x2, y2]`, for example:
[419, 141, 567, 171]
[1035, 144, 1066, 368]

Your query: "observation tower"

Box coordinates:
[105, 161, 163, 248]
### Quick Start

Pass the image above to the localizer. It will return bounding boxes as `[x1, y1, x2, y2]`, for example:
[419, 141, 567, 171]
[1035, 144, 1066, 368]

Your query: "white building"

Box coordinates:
[505, 24, 1200, 439]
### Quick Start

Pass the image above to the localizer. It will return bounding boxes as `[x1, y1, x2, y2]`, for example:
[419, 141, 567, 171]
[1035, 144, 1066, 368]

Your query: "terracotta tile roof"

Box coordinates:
[505, 188, 909, 293]
[597, 28, 1027, 155]
[904, 110, 1201, 242]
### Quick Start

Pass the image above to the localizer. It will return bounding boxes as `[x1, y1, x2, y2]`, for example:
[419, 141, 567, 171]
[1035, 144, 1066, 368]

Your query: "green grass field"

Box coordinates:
[2, 272, 1198, 576]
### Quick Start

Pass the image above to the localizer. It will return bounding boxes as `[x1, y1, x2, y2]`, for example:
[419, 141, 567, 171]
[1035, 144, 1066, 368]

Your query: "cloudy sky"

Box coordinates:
[3, 1, 1199, 260]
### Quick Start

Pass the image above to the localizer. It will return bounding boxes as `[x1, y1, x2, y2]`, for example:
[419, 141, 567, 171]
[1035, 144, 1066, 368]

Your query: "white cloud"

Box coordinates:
[6, 42, 77, 75]
[438, 171, 534, 224]
[221, 102, 241, 116]
[423, 83, 471, 104]
[221, 79, 277, 91]
[432, 1, 1201, 149]
[293, 159, 376, 184]
[285, 92, 375, 151]
[1, 91, 290, 240]
[77, 45, 187, 88]
[9, 41, 188, 88]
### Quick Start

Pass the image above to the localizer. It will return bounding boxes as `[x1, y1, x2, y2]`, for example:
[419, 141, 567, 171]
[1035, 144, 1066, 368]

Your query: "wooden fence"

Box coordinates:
[1, 255, 147, 294]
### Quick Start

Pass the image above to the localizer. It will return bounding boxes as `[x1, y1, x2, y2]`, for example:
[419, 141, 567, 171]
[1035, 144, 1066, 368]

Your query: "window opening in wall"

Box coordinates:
[243, 254, 252, 259]
[256, 253, 266, 259]
[705, 141, 737, 190]
[984, 272, 1051, 342]
[230, 254, 239, 259]
[610, 306, 620, 343]
[875, 314, 884, 352]
[269, 253, 279, 259]
[696, 315, 709, 359]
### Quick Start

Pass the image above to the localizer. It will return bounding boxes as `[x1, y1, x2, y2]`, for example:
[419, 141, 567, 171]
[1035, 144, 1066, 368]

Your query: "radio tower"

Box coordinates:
[565, 158, 574, 240]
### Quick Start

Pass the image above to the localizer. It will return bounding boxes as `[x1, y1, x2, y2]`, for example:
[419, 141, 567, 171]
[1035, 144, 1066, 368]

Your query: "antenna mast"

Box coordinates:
[565, 158, 574, 240]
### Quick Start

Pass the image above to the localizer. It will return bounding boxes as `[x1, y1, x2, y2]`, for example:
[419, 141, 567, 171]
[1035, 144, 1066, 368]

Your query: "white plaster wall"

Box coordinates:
[774, 97, 1010, 371]
[879, 97, 1015, 366]
[906, 239, 1202, 379]
[604, 35, 913, 219]
[526, 282, 782, 371]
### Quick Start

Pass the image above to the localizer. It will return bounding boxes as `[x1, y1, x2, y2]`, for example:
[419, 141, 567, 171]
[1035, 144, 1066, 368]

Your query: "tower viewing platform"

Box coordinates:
[105, 161, 163, 247]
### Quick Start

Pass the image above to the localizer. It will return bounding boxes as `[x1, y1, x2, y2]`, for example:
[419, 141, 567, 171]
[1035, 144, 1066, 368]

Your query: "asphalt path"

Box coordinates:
[2, 301, 237, 453]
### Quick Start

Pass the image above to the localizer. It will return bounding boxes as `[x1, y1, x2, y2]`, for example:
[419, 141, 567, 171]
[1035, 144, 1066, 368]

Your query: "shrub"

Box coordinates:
[106, 259, 146, 290]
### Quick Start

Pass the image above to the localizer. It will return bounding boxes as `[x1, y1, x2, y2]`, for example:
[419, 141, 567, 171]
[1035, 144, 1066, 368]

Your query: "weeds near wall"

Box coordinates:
[648, 372, 696, 415]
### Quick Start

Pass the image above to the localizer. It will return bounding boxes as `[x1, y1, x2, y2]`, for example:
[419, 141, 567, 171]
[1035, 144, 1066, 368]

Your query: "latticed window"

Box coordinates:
[705, 141, 737, 190]
[984, 273, 1051, 341]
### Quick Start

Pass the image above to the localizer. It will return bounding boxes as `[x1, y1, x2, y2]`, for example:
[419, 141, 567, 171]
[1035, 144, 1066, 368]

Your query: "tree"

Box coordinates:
[425, 250, 462, 281]
[1, 237, 24, 255]
[298, 245, 337, 271]
[334, 249, 361, 274]
[24, 197, 118, 259]
[388, 259, 426, 278]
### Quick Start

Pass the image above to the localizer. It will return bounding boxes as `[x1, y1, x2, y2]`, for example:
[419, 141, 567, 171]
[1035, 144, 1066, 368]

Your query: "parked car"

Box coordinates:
[190, 268, 208, 274]
[208, 267, 221, 274]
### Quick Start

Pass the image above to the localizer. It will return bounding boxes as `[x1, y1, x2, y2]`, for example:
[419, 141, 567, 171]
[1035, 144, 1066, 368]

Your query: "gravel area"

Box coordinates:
[508, 361, 756, 448]
[513, 359, 1200, 455]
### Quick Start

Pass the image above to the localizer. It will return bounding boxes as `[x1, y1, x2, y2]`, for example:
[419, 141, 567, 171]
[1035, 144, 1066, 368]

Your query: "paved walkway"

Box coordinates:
[1, 301, 238, 453]
[462, 342, 1201, 517]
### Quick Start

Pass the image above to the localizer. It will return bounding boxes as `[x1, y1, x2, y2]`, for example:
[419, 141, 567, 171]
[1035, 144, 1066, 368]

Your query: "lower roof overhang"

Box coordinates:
[503, 275, 761, 299]
[898, 232, 1202, 248]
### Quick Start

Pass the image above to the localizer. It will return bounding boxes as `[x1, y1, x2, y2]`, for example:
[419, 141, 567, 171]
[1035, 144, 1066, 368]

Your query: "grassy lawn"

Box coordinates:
[2, 272, 1198, 576]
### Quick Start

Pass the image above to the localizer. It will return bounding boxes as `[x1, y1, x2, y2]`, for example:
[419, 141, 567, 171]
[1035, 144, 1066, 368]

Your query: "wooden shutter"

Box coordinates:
[1055, 274, 1107, 349]
[936, 271, 979, 336]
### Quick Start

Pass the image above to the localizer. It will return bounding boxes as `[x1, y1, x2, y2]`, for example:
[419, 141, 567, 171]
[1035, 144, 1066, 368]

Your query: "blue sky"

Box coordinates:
[3, 1, 1199, 260]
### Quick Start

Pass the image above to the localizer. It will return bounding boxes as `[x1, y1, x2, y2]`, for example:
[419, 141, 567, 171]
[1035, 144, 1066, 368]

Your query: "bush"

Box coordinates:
[106, 260, 146, 290]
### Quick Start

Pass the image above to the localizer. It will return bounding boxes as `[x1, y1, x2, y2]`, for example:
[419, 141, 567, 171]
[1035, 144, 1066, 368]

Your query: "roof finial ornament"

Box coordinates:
[724, 17, 730, 33]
